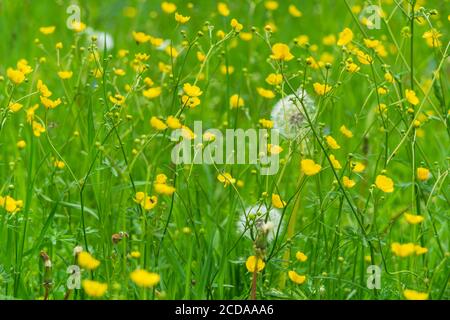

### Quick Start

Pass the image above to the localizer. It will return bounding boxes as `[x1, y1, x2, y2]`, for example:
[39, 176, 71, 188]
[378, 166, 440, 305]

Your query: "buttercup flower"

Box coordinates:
[403, 289, 428, 300]
[416, 167, 430, 181]
[313, 83, 332, 96]
[301, 159, 321, 176]
[375, 174, 394, 193]
[130, 269, 161, 287]
[337, 28, 353, 46]
[295, 251, 308, 262]
[245, 256, 265, 273]
[77, 251, 101, 270]
[270, 43, 294, 61]
[404, 213, 424, 225]
[82, 280, 107, 298]
[175, 12, 190, 24]
[271, 194, 286, 209]
[288, 271, 306, 284]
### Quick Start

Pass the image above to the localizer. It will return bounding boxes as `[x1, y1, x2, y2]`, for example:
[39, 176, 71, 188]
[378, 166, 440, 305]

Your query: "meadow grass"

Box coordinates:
[0, 0, 448, 300]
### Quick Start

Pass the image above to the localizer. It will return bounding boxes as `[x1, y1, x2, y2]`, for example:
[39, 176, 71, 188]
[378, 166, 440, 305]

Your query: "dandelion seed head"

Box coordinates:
[237, 205, 284, 242]
[271, 89, 316, 139]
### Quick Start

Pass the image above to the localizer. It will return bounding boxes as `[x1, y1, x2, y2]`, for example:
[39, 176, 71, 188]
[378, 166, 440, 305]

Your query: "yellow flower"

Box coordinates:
[181, 126, 196, 140]
[182, 95, 201, 108]
[118, 49, 129, 58]
[77, 251, 100, 270]
[150, 117, 168, 131]
[350, 161, 366, 173]
[301, 159, 321, 176]
[295, 251, 308, 262]
[143, 87, 162, 99]
[17, 59, 33, 74]
[270, 43, 294, 61]
[39, 26, 56, 35]
[245, 256, 265, 273]
[346, 61, 360, 73]
[130, 251, 141, 259]
[183, 83, 203, 97]
[403, 289, 428, 300]
[322, 34, 336, 46]
[217, 2, 230, 17]
[417, 167, 430, 181]
[113, 69, 125, 77]
[363, 38, 380, 49]
[257, 87, 275, 99]
[375, 174, 394, 193]
[340, 125, 353, 138]
[271, 194, 286, 209]
[414, 245, 428, 255]
[259, 119, 274, 129]
[217, 173, 236, 187]
[134, 192, 158, 210]
[230, 18, 243, 32]
[329, 154, 342, 170]
[337, 28, 353, 46]
[391, 242, 415, 258]
[313, 83, 332, 96]
[377, 87, 388, 95]
[422, 29, 442, 48]
[32, 121, 45, 137]
[130, 269, 161, 287]
[175, 12, 190, 24]
[384, 72, 394, 83]
[196, 51, 206, 62]
[155, 174, 168, 184]
[351, 161, 366, 173]
[230, 94, 244, 108]
[288, 4, 302, 17]
[356, 50, 373, 65]
[405, 89, 419, 106]
[343, 176, 356, 189]
[288, 271, 306, 284]
[325, 135, 340, 149]
[166, 116, 182, 129]
[295, 35, 309, 47]
[37, 80, 52, 97]
[57, 70, 73, 79]
[220, 65, 234, 75]
[9, 102, 23, 113]
[82, 280, 107, 298]
[54, 160, 65, 169]
[40, 96, 61, 109]
[265, 1, 278, 10]
[7, 68, 25, 84]
[154, 175, 176, 196]
[165, 45, 179, 58]
[154, 184, 176, 196]
[71, 21, 86, 32]
[132, 31, 151, 43]
[161, 1, 177, 14]
[109, 94, 125, 105]
[404, 213, 424, 225]
[265, 73, 282, 86]
[241, 34, 254, 44]
[17, 140, 26, 150]
[0, 195, 23, 214]
[268, 144, 283, 155]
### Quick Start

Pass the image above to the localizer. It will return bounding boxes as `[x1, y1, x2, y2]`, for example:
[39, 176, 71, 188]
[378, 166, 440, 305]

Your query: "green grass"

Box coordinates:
[0, 0, 448, 300]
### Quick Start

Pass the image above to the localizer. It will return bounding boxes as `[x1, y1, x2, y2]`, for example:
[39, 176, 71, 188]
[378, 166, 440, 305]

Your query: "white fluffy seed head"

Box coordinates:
[237, 205, 284, 242]
[271, 89, 316, 139]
